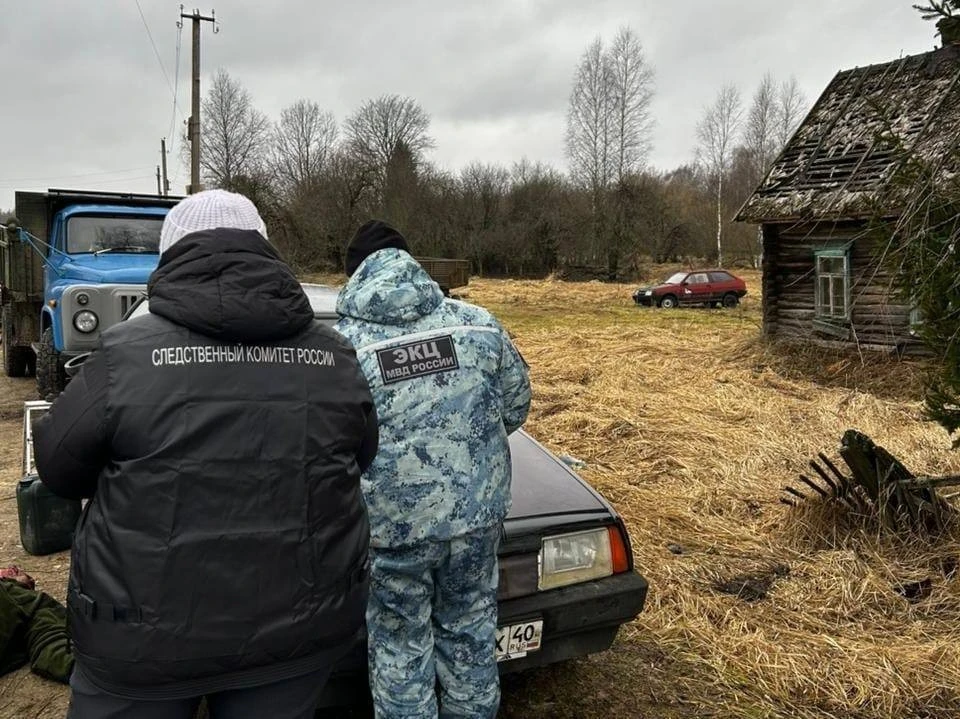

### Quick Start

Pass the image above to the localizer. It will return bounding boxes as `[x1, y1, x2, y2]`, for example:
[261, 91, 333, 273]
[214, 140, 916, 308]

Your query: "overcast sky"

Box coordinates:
[0, 0, 945, 210]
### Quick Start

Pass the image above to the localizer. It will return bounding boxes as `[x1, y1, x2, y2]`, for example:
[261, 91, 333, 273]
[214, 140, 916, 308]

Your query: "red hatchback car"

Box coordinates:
[632, 269, 748, 309]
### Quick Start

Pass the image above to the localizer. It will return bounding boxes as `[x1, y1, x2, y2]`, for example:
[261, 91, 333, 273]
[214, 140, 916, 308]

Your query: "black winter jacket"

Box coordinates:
[33, 229, 377, 699]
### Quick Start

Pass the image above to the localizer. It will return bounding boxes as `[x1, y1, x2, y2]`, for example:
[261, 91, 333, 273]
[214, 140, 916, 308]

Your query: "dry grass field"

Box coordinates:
[4, 270, 960, 718]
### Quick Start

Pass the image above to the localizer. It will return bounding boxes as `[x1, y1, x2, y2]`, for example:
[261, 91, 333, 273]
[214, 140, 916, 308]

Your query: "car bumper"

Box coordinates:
[496, 569, 648, 673]
[633, 294, 655, 306]
[317, 570, 649, 706]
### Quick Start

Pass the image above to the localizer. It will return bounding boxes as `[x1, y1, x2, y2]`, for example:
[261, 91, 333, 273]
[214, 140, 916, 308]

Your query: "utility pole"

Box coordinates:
[160, 138, 170, 196]
[179, 6, 217, 194]
[156, 166, 162, 195]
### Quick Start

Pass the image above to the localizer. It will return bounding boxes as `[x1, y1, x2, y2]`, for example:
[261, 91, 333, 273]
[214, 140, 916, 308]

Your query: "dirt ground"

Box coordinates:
[2, 273, 959, 718]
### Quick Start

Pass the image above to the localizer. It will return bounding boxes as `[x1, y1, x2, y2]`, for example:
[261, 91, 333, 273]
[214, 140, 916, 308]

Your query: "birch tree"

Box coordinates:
[742, 74, 779, 264]
[744, 73, 779, 186]
[696, 83, 743, 267]
[776, 77, 807, 149]
[566, 39, 615, 201]
[609, 27, 655, 180]
[566, 28, 655, 277]
[566, 37, 614, 270]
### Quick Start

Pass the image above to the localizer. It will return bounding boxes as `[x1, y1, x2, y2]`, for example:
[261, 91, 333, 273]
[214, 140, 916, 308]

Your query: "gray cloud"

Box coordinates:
[0, 0, 943, 209]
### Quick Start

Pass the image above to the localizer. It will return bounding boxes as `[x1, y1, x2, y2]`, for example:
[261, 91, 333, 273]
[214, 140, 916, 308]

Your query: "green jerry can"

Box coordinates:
[17, 401, 82, 556]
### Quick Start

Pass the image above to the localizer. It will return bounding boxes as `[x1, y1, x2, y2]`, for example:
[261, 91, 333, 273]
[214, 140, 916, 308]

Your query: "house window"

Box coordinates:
[815, 249, 850, 319]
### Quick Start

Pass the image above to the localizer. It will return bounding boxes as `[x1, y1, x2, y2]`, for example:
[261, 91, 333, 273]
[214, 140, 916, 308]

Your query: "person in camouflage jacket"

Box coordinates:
[335, 220, 531, 719]
[0, 566, 73, 684]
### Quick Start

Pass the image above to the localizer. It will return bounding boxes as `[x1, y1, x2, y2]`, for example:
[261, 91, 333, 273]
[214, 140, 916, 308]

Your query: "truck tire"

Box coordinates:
[2, 307, 30, 377]
[36, 327, 66, 400]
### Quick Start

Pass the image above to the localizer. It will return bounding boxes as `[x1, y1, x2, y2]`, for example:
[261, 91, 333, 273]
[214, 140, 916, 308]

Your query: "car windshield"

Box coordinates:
[663, 272, 687, 284]
[66, 215, 162, 254]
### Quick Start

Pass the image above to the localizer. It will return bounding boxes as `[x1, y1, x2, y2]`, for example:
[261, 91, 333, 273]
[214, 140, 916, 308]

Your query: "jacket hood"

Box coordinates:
[336, 248, 444, 325]
[147, 228, 313, 343]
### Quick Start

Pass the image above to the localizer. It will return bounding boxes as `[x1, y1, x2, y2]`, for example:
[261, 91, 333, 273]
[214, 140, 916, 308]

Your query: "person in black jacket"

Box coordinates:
[33, 189, 378, 719]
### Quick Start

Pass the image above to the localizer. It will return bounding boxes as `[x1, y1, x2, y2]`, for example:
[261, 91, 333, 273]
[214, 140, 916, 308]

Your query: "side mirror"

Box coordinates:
[63, 353, 92, 379]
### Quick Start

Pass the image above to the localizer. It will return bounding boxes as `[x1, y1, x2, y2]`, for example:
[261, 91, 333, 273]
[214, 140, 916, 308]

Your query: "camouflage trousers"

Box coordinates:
[367, 526, 500, 719]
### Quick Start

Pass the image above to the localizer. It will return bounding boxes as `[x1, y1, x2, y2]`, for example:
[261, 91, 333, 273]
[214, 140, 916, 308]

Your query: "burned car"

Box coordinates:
[65, 283, 649, 707]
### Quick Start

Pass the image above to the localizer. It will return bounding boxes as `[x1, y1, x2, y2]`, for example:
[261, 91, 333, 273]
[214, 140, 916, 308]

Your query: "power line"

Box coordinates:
[0, 168, 153, 186]
[167, 16, 185, 148]
[135, 0, 175, 99]
[165, 15, 186, 192]
[85, 176, 158, 186]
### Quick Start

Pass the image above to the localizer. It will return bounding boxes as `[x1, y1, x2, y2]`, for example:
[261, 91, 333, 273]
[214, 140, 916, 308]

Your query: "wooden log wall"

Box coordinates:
[761, 220, 924, 354]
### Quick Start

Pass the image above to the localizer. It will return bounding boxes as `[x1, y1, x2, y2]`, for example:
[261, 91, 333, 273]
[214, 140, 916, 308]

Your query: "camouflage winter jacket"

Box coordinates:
[335, 249, 531, 547]
[0, 579, 73, 684]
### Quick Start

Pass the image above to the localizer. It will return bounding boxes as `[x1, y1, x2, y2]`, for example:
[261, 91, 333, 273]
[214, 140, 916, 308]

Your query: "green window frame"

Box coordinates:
[814, 248, 850, 320]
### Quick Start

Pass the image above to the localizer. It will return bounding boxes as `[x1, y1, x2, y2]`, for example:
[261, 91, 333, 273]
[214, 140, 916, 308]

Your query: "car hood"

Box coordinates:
[634, 282, 676, 294]
[507, 431, 607, 519]
[58, 253, 159, 284]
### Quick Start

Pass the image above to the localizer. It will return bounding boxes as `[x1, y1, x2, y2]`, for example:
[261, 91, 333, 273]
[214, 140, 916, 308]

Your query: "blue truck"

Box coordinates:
[1, 189, 182, 398]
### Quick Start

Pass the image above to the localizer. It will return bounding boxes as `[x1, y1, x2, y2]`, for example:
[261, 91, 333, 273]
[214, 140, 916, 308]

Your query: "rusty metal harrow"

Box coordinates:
[782, 429, 957, 532]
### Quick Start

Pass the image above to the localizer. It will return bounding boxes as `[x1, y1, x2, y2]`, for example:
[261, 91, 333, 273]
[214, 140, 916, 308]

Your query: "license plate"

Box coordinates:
[495, 619, 543, 662]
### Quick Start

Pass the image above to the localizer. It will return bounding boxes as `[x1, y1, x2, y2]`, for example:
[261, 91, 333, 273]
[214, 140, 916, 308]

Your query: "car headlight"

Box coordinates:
[76, 292, 90, 306]
[644, 289, 653, 296]
[73, 310, 99, 334]
[539, 528, 614, 590]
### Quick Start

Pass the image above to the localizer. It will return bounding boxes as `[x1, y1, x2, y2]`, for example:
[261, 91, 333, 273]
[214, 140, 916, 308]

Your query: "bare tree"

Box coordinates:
[344, 95, 434, 180]
[461, 162, 510, 232]
[776, 76, 807, 149]
[382, 140, 421, 231]
[744, 73, 779, 187]
[460, 162, 510, 273]
[566, 29, 655, 277]
[271, 100, 338, 196]
[566, 37, 615, 197]
[742, 74, 779, 265]
[696, 83, 743, 267]
[608, 27, 655, 180]
[200, 69, 271, 189]
[566, 37, 615, 274]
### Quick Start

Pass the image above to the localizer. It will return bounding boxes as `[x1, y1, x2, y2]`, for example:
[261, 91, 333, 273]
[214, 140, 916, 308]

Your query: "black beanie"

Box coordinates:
[345, 220, 410, 276]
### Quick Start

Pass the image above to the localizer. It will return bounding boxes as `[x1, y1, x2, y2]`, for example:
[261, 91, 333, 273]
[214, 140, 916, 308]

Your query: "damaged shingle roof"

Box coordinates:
[736, 44, 960, 223]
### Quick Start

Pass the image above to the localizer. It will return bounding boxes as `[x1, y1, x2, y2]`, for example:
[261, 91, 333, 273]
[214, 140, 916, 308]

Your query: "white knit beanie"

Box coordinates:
[159, 189, 268, 254]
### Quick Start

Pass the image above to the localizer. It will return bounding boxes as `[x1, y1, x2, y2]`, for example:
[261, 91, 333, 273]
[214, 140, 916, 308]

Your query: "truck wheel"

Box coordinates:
[36, 327, 66, 399]
[2, 307, 30, 377]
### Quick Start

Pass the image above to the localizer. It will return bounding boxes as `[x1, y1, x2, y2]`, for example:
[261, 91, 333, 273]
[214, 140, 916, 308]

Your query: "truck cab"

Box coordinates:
[1, 189, 181, 398]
